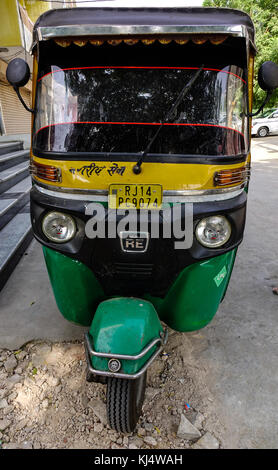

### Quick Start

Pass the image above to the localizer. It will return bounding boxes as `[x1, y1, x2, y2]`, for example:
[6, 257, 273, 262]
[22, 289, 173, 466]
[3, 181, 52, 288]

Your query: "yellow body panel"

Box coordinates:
[32, 155, 247, 191]
[0, 0, 21, 47]
[23, 0, 52, 24]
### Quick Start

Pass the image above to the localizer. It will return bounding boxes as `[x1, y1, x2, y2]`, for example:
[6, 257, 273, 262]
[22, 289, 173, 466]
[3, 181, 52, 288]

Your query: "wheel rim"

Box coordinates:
[258, 127, 267, 137]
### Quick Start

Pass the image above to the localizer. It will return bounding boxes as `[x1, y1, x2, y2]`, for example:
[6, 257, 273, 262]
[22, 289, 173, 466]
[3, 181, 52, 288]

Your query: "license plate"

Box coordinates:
[109, 184, 162, 209]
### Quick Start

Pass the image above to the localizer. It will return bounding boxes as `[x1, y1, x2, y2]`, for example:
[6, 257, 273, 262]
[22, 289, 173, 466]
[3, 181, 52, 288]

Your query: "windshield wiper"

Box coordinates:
[133, 65, 204, 174]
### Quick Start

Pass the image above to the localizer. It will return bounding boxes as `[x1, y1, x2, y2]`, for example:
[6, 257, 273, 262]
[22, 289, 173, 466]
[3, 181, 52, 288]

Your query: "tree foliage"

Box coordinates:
[203, 0, 278, 109]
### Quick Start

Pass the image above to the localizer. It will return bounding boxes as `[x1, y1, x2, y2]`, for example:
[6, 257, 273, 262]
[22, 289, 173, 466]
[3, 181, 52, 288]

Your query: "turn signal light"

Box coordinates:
[214, 166, 250, 187]
[30, 161, 62, 183]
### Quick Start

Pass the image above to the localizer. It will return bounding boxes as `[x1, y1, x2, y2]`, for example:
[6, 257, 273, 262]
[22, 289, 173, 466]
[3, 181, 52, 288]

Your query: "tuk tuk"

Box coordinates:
[6, 7, 278, 433]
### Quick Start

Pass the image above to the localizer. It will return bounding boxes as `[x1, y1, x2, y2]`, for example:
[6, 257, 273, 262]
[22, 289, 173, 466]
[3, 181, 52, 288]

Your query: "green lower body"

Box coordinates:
[43, 246, 236, 332]
[43, 246, 236, 375]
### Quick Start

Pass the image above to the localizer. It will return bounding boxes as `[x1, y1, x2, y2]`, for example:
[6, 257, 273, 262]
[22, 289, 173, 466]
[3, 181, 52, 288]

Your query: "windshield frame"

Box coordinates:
[33, 63, 249, 163]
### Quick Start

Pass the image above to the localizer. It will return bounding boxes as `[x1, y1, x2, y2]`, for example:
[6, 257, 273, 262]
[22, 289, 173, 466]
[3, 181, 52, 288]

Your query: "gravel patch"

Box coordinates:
[0, 331, 222, 449]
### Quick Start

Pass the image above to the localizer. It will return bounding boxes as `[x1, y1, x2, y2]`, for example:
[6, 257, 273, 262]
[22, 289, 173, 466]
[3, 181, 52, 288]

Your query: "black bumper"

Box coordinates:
[30, 186, 247, 297]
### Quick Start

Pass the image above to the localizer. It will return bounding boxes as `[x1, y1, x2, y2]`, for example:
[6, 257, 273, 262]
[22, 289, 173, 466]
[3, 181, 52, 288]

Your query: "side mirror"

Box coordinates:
[258, 61, 278, 92]
[6, 58, 30, 88]
[249, 61, 278, 117]
[6, 58, 33, 113]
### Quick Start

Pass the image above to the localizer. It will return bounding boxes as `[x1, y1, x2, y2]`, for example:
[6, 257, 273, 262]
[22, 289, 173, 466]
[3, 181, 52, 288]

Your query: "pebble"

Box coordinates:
[137, 427, 146, 436]
[144, 423, 154, 432]
[89, 400, 107, 425]
[192, 432, 220, 449]
[129, 443, 138, 449]
[94, 423, 104, 433]
[8, 391, 18, 401]
[3, 405, 14, 415]
[21, 441, 33, 449]
[193, 412, 205, 431]
[177, 414, 201, 440]
[144, 436, 157, 447]
[0, 398, 8, 409]
[47, 376, 60, 387]
[0, 419, 11, 431]
[33, 442, 41, 449]
[0, 389, 8, 399]
[17, 351, 27, 361]
[6, 374, 23, 387]
[129, 437, 143, 448]
[4, 356, 17, 373]
[14, 418, 28, 431]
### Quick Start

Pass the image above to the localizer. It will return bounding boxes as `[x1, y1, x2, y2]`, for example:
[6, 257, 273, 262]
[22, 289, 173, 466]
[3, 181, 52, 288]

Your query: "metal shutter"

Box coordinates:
[0, 82, 31, 135]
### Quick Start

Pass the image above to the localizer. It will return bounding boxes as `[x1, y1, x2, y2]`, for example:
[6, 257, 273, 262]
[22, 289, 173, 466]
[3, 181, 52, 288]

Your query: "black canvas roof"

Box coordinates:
[33, 7, 255, 43]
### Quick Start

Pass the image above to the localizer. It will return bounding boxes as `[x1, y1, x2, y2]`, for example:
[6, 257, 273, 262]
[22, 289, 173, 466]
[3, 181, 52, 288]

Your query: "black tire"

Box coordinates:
[257, 126, 269, 137]
[107, 372, 147, 433]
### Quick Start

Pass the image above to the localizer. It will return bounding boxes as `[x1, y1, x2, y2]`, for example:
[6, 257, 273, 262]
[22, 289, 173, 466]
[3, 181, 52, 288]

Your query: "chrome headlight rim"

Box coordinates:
[195, 215, 232, 248]
[42, 211, 76, 244]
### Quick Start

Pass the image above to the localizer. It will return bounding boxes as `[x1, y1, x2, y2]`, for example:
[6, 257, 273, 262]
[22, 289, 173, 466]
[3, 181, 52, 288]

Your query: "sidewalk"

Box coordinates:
[0, 240, 87, 349]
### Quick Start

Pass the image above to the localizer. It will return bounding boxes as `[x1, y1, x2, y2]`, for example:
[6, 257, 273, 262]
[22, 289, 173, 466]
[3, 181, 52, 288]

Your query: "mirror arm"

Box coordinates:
[248, 91, 273, 117]
[13, 86, 34, 114]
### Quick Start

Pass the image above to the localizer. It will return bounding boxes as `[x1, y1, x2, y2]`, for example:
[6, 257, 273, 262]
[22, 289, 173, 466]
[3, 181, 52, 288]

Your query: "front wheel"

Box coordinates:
[107, 372, 147, 433]
[257, 126, 269, 137]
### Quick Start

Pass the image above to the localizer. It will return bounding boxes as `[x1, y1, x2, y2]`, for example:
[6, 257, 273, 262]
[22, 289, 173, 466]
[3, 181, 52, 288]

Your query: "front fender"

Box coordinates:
[87, 297, 163, 375]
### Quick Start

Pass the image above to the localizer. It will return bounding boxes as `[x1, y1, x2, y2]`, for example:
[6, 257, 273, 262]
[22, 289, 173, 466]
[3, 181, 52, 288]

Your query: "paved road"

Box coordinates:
[0, 135, 277, 448]
[196, 135, 278, 448]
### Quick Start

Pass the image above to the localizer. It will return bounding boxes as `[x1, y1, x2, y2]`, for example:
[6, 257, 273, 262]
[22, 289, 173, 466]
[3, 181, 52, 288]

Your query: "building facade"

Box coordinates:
[0, 0, 77, 148]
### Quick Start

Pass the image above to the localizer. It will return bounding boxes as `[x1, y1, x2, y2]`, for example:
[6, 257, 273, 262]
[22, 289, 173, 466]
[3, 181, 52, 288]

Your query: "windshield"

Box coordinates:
[33, 65, 248, 157]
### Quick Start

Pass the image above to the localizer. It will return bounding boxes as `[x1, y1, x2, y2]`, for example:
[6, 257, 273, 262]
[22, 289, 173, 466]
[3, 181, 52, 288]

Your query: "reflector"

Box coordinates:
[214, 166, 250, 187]
[30, 161, 62, 183]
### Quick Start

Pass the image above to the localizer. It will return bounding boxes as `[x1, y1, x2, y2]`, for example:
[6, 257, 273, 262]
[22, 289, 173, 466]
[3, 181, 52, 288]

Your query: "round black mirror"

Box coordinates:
[6, 58, 30, 88]
[258, 61, 278, 92]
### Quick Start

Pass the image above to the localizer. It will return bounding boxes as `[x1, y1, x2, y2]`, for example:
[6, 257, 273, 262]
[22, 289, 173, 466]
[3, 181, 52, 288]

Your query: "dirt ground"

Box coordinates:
[0, 329, 222, 449]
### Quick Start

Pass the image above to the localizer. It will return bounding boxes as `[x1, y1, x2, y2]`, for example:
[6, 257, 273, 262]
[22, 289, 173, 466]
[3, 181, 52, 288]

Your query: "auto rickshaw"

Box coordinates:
[6, 7, 278, 433]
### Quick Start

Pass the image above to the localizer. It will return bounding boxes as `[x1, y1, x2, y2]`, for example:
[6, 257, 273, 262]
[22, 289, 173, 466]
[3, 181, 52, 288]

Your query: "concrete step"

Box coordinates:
[0, 149, 29, 171]
[0, 141, 23, 156]
[0, 161, 29, 194]
[0, 204, 33, 291]
[0, 176, 32, 230]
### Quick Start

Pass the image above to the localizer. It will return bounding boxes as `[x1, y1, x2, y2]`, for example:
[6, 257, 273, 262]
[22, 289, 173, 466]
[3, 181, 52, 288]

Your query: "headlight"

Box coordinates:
[42, 211, 76, 243]
[195, 215, 231, 248]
